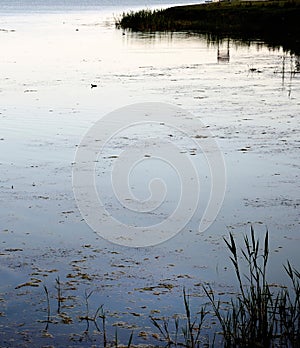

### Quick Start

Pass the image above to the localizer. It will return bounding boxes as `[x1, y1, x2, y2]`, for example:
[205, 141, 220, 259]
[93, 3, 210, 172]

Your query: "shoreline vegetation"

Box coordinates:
[116, 0, 300, 55]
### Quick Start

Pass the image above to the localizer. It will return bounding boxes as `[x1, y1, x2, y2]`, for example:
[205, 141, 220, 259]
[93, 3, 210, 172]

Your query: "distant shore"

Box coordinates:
[116, 0, 300, 54]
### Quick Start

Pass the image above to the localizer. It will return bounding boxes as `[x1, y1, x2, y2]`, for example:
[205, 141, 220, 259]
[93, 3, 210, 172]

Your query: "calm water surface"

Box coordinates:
[0, 1, 299, 346]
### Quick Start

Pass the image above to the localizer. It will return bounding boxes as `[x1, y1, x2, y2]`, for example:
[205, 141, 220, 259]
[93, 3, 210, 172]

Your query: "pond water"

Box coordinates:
[0, 2, 299, 347]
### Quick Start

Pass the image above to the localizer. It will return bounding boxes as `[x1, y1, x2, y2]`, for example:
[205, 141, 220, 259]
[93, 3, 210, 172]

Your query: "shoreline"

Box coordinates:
[117, 0, 300, 54]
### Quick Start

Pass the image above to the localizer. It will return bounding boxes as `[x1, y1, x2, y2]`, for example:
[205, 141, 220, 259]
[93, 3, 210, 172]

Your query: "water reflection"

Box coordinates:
[125, 28, 300, 54]
[279, 54, 300, 98]
[217, 38, 230, 63]
[122, 30, 300, 97]
[123, 30, 293, 59]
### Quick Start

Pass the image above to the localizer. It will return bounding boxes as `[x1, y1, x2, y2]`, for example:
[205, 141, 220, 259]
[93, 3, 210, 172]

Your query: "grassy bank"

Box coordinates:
[116, 0, 300, 54]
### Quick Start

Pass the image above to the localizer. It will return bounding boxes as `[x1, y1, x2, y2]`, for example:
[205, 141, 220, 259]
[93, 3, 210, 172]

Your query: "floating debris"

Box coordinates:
[15, 280, 41, 289]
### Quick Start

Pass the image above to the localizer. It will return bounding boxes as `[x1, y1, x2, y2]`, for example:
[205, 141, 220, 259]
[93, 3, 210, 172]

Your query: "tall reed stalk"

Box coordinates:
[151, 289, 207, 347]
[205, 227, 300, 347]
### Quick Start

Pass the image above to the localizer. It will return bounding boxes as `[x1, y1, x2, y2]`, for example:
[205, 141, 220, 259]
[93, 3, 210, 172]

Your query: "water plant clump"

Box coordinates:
[115, 9, 175, 31]
[148, 228, 300, 347]
[204, 227, 300, 347]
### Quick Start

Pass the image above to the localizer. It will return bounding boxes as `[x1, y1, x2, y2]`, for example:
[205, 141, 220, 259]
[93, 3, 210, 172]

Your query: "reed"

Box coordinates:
[43, 284, 51, 331]
[116, 9, 175, 31]
[55, 276, 62, 314]
[150, 289, 208, 347]
[78, 290, 103, 333]
[205, 227, 300, 347]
